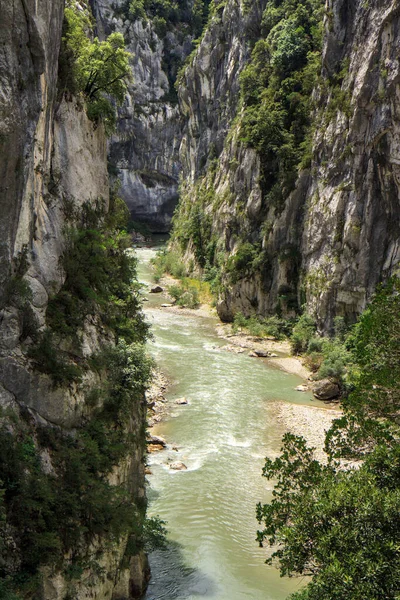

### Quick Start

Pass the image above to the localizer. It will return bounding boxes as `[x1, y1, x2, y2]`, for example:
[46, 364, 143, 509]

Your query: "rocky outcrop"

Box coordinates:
[91, 0, 192, 231]
[174, 0, 400, 330]
[312, 379, 341, 401]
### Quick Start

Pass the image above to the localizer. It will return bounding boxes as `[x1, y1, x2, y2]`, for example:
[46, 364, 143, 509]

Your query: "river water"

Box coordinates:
[137, 247, 316, 600]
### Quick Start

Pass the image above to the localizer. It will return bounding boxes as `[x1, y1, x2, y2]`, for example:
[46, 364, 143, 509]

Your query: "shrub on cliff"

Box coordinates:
[239, 0, 323, 208]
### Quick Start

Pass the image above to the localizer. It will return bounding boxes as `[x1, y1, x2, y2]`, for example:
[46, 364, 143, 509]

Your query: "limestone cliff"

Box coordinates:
[0, 1, 149, 598]
[171, 0, 400, 329]
[91, 0, 194, 231]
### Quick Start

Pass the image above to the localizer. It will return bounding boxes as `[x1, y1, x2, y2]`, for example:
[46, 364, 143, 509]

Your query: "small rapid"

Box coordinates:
[137, 246, 317, 600]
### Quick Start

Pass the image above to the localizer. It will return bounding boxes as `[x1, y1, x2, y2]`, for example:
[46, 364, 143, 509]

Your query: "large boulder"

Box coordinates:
[312, 379, 340, 401]
[150, 285, 163, 293]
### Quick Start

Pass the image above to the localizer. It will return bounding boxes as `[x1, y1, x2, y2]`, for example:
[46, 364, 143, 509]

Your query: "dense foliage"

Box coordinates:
[166, 0, 324, 301]
[28, 195, 148, 386]
[128, 0, 211, 39]
[59, 0, 131, 134]
[239, 0, 323, 210]
[257, 279, 400, 600]
[0, 341, 151, 598]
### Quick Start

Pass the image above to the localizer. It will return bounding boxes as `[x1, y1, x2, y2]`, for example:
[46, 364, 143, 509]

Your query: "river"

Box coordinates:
[136, 246, 317, 600]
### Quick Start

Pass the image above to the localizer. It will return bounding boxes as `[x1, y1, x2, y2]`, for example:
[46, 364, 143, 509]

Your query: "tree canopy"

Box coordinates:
[59, 1, 132, 135]
[257, 278, 400, 600]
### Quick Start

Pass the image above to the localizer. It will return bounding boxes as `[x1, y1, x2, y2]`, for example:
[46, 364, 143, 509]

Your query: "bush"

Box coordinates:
[307, 336, 323, 353]
[168, 283, 200, 308]
[239, 0, 323, 207]
[226, 243, 259, 283]
[290, 312, 316, 354]
[303, 351, 323, 373]
[129, 0, 147, 20]
[316, 340, 352, 383]
[232, 313, 289, 340]
[152, 249, 187, 281]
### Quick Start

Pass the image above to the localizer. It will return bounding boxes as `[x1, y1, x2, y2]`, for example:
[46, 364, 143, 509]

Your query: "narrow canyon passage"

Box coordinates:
[136, 247, 321, 600]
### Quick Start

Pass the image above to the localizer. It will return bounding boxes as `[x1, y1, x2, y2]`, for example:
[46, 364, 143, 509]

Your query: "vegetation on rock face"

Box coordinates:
[239, 0, 323, 208]
[0, 342, 151, 599]
[0, 193, 154, 598]
[29, 194, 149, 386]
[59, 0, 132, 134]
[257, 279, 400, 600]
[166, 0, 324, 306]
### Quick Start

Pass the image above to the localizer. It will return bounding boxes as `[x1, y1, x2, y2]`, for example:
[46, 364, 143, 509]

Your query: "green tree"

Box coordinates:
[60, 2, 131, 134]
[258, 278, 400, 600]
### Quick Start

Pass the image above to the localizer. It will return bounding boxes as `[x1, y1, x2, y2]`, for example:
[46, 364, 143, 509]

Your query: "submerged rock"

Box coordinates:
[296, 385, 309, 392]
[170, 461, 187, 471]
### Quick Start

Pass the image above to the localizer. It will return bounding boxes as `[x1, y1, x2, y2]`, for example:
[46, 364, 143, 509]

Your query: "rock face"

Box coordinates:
[301, 0, 400, 327]
[91, 0, 192, 231]
[172, 0, 400, 330]
[0, 2, 148, 598]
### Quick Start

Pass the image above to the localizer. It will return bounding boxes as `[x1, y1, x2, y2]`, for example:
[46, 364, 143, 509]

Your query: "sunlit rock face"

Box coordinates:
[174, 0, 400, 329]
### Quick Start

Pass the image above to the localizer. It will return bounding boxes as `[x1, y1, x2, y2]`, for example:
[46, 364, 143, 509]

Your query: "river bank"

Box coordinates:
[150, 272, 312, 380]
[138, 245, 341, 600]
[145, 271, 342, 464]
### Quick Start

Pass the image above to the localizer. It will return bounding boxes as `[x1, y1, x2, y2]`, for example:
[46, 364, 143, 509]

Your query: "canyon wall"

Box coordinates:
[91, 0, 193, 231]
[0, 2, 149, 598]
[172, 0, 400, 329]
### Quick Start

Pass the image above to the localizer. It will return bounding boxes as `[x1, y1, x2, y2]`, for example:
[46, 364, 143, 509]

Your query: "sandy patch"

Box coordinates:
[268, 401, 343, 463]
[216, 323, 312, 381]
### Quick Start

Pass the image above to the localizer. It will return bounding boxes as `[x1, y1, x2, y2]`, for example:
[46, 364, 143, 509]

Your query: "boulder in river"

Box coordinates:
[254, 350, 270, 358]
[296, 385, 309, 392]
[170, 461, 187, 471]
[147, 435, 167, 447]
[175, 397, 188, 405]
[312, 379, 340, 401]
[150, 285, 163, 293]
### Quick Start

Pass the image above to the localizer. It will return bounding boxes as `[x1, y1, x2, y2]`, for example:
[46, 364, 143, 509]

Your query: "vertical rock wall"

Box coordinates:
[300, 0, 400, 327]
[0, 2, 149, 598]
[174, 0, 400, 329]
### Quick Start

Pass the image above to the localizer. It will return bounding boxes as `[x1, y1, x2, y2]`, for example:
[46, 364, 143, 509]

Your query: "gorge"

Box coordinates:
[0, 0, 399, 599]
